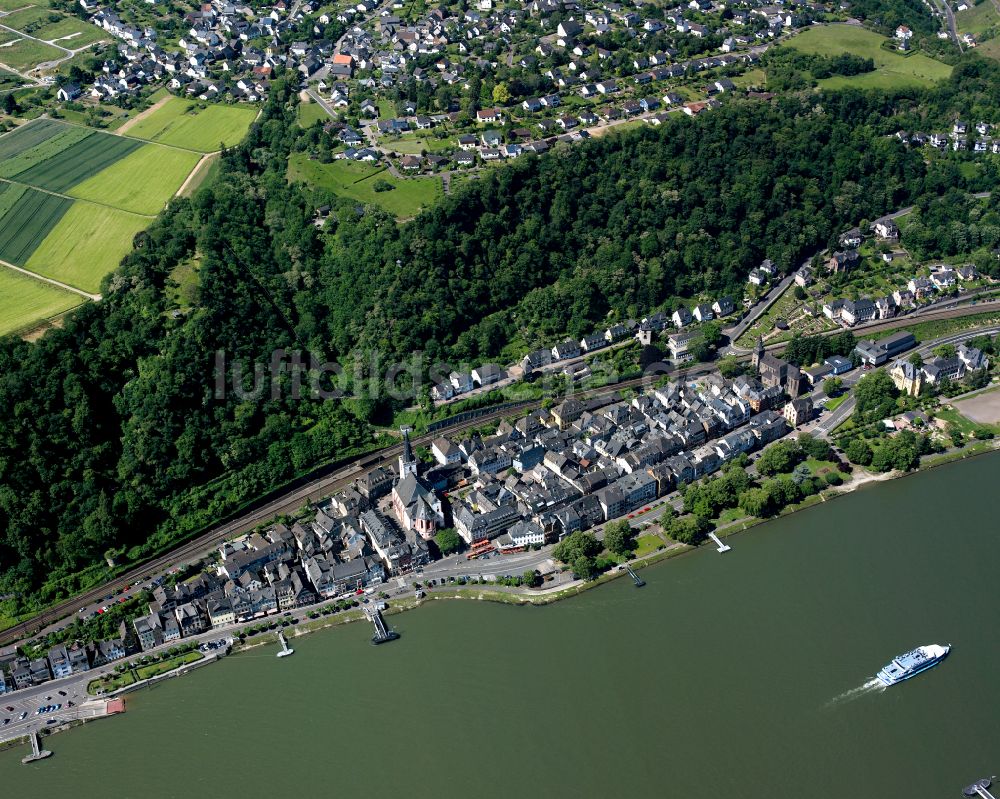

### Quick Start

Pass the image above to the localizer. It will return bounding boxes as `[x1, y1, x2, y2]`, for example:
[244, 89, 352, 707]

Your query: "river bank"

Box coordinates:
[4, 440, 998, 761]
[5, 451, 1000, 798]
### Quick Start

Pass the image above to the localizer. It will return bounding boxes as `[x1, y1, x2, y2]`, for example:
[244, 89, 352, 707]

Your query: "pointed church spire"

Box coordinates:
[399, 427, 417, 478]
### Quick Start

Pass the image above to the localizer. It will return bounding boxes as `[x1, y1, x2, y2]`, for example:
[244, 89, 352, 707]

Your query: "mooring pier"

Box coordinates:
[624, 565, 645, 587]
[368, 608, 400, 645]
[21, 731, 52, 764]
[964, 778, 998, 798]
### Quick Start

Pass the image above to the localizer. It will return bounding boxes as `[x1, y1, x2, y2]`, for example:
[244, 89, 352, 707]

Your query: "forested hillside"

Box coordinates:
[1, 61, 998, 612]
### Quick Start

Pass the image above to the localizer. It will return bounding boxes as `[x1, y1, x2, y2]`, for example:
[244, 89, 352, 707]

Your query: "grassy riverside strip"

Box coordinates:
[87, 649, 204, 695]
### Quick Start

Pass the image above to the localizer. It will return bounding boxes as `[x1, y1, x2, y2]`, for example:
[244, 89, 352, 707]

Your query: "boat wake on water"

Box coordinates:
[825, 678, 885, 707]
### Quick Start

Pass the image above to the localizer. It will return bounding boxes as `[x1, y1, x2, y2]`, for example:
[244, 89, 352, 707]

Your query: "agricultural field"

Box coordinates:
[0, 117, 64, 159]
[0, 6, 104, 46]
[0, 267, 81, 336]
[288, 153, 444, 219]
[24, 203, 147, 292]
[786, 25, 953, 89]
[13, 132, 141, 192]
[0, 31, 63, 71]
[0, 123, 90, 176]
[123, 96, 258, 152]
[0, 116, 207, 329]
[0, 182, 71, 265]
[68, 144, 200, 214]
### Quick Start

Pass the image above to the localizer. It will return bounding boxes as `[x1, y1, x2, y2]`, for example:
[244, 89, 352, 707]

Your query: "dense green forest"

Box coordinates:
[843, 0, 939, 35]
[2, 59, 1000, 613]
[901, 188, 1000, 261]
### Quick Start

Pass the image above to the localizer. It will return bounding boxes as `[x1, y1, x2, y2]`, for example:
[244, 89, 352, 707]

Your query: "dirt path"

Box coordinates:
[117, 94, 172, 135]
[0, 258, 101, 301]
[175, 152, 217, 197]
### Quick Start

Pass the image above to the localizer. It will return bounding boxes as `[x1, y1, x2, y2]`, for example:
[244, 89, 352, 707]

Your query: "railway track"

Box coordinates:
[3, 301, 998, 647]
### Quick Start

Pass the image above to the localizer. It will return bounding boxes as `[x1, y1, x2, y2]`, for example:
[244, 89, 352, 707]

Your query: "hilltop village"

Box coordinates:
[11, 0, 828, 172]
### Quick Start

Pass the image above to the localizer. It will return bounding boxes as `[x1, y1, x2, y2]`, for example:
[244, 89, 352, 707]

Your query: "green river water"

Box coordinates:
[3, 453, 999, 798]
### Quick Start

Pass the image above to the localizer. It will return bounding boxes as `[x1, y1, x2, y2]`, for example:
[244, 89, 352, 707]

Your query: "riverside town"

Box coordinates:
[4, 0, 1000, 792]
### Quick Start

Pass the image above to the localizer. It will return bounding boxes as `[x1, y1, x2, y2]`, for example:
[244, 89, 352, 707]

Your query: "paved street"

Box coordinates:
[725, 273, 794, 348]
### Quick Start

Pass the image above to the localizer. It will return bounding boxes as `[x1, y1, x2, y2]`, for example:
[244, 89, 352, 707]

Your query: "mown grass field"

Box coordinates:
[123, 97, 258, 152]
[24, 202, 147, 292]
[0, 31, 63, 71]
[0, 266, 81, 335]
[1, 6, 102, 46]
[383, 132, 454, 155]
[288, 153, 443, 219]
[14, 130, 142, 192]
[786, 25, 953, 89]
[0, 6, 56, 30]
[0, 182, 71, 264]
[298, 99, 328, 127]
[32, 16, 103, 45]
[69, 143, 200, 214]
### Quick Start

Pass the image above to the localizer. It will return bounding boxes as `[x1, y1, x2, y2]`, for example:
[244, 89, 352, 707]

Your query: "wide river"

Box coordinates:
[3, 453, 999, 797]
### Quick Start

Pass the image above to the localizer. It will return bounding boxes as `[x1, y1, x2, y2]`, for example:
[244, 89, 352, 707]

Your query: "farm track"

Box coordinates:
[175, 152, 213, 197]
[115, 94, 171, 135]
[0, 257, 100, 300]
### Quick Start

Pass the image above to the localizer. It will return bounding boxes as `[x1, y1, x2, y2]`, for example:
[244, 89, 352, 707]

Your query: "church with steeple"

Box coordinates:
[398, 427, 418, 479]
[392, 429, 445, 540]
[752, 336, 804, 397]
